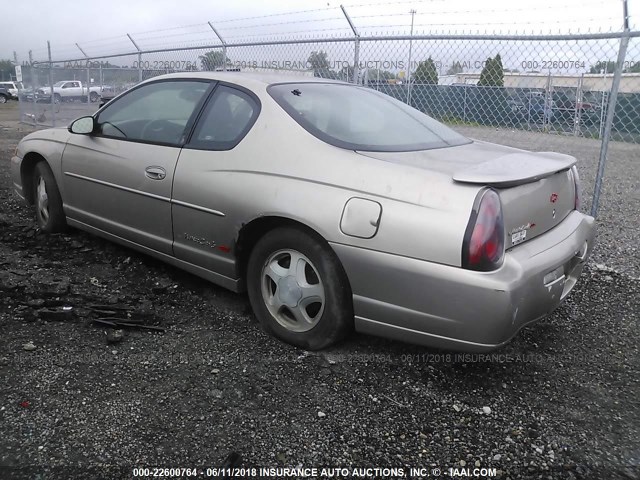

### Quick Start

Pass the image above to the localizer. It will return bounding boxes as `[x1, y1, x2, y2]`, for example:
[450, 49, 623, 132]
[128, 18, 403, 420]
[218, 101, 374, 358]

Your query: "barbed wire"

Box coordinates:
[356, 17, 621, 29]
[350, 0, 613, 19]
[213, 6, 339, 24]
[20, 0, 635, 64]
[345, 0, 609, 9]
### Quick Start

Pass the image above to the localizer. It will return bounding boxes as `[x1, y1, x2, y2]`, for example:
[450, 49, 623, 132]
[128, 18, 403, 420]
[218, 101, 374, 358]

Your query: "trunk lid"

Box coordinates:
[357, 140, 577, 248]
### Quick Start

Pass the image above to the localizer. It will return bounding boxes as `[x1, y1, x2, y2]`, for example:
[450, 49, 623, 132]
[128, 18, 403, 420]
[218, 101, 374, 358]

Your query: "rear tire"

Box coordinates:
[53, 93, 62, 104]
[32, 161, 66, 233]
[247, 227, 353, 350]
[0, 94, 7, 104]
[90, 92, 99, 103]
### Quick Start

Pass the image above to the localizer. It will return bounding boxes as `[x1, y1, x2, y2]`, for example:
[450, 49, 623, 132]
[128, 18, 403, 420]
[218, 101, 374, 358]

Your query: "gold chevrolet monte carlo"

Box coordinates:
[11, 72, 595, 351]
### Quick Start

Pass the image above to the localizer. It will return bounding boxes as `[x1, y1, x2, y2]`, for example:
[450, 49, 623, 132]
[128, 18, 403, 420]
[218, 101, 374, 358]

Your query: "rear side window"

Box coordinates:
[188, 85, 259, 150]
[268, 83, 470, 152]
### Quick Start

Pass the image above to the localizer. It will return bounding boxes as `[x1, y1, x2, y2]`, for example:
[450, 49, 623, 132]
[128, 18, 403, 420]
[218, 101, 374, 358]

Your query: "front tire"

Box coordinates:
[53, 93, 62, 104]
[247, 227, 353, 350]
[33, 162, 66, 233]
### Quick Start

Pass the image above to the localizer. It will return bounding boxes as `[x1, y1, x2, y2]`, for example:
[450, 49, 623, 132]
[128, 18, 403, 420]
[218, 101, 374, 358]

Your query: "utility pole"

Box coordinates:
[13, 52, 18, 82]
[407, 9, 417, 105]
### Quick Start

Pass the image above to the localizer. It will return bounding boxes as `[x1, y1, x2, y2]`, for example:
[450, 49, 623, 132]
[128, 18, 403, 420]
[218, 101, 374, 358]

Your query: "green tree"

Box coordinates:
[589, 60, 617, 74]
[199, 51, 230, 71]
[307, 50, 334, 77]
[446, 61, 464, 76]
[0, 59, 15, 82]
[478, 54, 504, 87]
[627, 62, 640, 73]
[339, 64, 355, 81]
[367, 68, 396, 82]
[413, 57, 438, 84]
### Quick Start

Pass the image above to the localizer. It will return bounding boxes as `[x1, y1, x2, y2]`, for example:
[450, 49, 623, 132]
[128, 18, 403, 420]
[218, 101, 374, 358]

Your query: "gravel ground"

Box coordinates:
[0, 109, 639, 479]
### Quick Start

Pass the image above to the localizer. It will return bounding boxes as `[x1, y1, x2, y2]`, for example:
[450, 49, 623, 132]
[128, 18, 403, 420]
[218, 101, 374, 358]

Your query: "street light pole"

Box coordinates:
[407, 9, 416, 105]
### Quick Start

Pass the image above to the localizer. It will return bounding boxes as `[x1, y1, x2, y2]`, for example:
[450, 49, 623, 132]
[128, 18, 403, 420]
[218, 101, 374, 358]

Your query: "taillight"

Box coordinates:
[462, 189, 505, 271]
[571, 165, 581, 211]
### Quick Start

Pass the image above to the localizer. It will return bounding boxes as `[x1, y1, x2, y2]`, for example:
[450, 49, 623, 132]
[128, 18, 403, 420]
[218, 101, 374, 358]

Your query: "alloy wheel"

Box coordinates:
[260, 249, 325, 333]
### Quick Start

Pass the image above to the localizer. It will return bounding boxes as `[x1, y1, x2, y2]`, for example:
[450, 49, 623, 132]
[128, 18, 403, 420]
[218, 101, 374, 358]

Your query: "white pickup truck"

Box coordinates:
[37, 80, 102, 103]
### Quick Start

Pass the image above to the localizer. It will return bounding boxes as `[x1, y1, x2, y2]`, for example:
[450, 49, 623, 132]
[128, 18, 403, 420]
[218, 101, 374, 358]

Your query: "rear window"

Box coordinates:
[268, 83, 470, 152]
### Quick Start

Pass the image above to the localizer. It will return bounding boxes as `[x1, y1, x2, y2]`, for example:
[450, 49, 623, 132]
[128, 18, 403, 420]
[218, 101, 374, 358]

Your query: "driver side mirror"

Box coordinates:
[69, 116, 96, 135]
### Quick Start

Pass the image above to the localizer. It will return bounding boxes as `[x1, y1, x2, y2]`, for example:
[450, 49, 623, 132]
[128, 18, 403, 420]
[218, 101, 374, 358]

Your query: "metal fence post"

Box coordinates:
[14, 51, 25, 122]
[28, 51, 37, 125]
[340, 6, 359, 84]
[406, 9, 417, 105]
[87, 67, 91, 105]
[463, 86, 468, 123]
[74, 43, 91, 106]
[573, 74, 584, 136]
[127, 34, 142, 81]
[543, 72, 552, 130]
[591, 36, 630, 216]
[207, 22, 227, 71]
[47, 42, 56, 127]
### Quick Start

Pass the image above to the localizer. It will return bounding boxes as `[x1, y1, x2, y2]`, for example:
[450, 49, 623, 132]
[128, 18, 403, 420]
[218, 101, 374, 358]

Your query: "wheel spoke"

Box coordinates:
[265, 260, 287, 283]
[289, 304, 314, 325]
[299, 283, 324, 305]
[36, 177, 50, 222]
[267, 291, 285, 312]
[40, 205, 49, 221]
[288, 251, 305, 277]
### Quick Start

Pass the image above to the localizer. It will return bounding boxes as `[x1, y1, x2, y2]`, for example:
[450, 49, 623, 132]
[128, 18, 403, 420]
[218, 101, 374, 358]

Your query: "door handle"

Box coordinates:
[145, 166, 166, 180]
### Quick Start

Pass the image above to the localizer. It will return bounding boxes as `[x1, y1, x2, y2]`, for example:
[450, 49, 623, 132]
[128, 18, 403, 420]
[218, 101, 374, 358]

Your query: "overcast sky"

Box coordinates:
[2, 0, 637, 63]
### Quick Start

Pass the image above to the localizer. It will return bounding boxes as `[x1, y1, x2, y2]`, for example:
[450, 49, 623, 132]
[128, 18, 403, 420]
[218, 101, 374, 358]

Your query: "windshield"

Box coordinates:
[54, 81, 67, 87]
[268, 83, 470, 152]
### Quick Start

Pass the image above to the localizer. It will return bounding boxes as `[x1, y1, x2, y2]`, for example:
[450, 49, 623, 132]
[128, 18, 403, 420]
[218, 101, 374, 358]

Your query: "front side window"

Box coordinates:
[188, 85, 259, 150]
[268, 83, 471, 152]
[96, 80, 210, 145]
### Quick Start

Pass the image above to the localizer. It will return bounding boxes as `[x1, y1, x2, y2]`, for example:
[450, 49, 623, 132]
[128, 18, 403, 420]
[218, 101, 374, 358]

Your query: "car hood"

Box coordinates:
[357, 139, 576, 187]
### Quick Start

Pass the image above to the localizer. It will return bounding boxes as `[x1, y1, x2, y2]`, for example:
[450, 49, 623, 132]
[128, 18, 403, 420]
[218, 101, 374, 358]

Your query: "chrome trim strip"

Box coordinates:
[170, 199, 225, 217]
[64, 171, 170, 202]
[63, 171, 226, 217]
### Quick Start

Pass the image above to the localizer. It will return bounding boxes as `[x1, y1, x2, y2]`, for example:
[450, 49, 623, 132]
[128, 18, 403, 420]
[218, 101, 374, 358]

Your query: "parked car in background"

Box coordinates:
[11, 73, 595, 351]
[37, 80, 102, 103]
[553, 93, 600, 126]
[0, 86, 11, 103]
[510, 93, 556, 123]
[20, 88, 52, 104]
[0, 81, 24, 100]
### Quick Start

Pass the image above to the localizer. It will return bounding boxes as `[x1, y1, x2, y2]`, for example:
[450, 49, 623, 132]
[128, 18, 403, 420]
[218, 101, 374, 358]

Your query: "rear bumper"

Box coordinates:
[331, 210, 595, 351]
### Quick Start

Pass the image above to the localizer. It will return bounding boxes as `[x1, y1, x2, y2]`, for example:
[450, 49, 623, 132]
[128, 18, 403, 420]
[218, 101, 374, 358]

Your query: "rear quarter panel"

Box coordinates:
[174, 86, 480, 272]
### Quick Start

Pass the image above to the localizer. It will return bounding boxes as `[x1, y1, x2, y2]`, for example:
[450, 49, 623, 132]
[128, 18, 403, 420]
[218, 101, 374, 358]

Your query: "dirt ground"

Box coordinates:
[0, 103, 639, 479]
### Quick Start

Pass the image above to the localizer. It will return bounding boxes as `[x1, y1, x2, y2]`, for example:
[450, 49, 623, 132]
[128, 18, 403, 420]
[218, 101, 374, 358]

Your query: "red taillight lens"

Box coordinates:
[462, 189, 505, 271]
[571, 166, 581, 211]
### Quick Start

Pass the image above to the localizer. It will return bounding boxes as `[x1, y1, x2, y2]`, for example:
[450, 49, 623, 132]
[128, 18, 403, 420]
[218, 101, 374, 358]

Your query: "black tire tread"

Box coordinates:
[33, 161, 66, 233]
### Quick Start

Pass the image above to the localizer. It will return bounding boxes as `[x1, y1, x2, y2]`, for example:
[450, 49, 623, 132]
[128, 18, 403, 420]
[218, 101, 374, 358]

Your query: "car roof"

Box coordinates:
[143, 71, 348, 90]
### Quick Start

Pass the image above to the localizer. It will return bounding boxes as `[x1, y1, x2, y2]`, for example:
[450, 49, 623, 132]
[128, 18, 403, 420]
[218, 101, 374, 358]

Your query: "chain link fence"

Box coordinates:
[10, 4, 640, 218]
